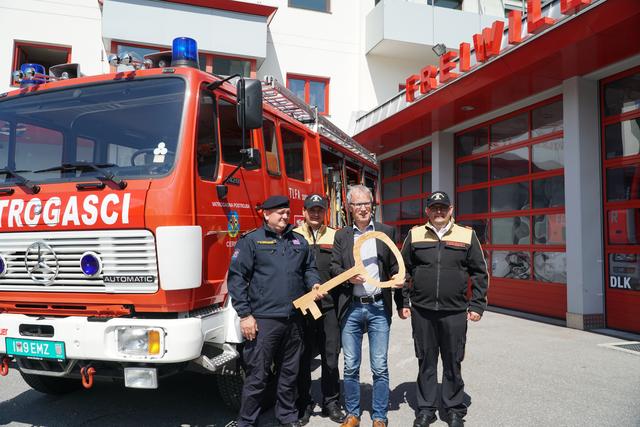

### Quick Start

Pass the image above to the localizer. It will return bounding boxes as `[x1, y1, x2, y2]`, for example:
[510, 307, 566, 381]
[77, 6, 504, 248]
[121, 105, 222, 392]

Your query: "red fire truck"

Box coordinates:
[0, 37, 378, 408]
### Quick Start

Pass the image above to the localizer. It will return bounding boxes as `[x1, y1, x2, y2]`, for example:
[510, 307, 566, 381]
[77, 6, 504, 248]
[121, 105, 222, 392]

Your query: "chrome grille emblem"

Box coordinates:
[24, 241, 59, 285]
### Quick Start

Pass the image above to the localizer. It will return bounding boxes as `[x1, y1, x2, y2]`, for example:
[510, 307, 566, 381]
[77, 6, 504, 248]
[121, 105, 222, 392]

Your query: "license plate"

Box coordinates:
[5, 337, 66, 361]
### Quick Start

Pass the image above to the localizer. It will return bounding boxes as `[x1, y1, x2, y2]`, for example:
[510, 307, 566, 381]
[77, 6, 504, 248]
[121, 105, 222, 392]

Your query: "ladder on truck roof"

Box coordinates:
[261, 76, 376, 165]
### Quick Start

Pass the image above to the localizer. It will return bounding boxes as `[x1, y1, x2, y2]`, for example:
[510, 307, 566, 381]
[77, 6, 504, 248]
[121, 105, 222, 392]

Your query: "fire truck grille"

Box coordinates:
[0, 230, 158, 293]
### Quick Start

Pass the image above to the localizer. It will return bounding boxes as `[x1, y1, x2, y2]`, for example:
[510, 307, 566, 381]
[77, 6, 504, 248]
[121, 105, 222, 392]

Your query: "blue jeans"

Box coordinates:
[341, 299, 391, 422]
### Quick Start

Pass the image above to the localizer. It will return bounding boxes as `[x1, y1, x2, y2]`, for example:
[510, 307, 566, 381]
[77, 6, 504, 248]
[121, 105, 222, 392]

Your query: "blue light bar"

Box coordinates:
[171, 37, 198, 68]
[20, 63, 46, 86]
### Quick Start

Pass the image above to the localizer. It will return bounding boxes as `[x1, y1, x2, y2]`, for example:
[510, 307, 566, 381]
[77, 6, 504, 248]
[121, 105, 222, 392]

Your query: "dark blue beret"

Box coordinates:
[260, 195, 290, 210]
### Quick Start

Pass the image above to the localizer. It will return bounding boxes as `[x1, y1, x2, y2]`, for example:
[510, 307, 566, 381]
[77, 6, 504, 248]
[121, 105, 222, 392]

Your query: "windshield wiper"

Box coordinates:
[0, 168, 40, 194]
[34, 162, 127, 190]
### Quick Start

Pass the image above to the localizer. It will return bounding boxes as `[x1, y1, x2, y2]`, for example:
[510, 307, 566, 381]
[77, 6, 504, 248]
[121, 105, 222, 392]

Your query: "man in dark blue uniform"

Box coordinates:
[228, 195, 323, 427]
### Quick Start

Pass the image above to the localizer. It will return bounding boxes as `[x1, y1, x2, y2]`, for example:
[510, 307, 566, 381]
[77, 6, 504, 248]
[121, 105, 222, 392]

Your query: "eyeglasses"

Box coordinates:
[349, 202, 372, 209]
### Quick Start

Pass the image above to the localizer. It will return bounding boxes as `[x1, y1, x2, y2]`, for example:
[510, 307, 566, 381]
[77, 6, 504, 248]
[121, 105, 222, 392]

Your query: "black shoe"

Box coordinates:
[322, 403, 346, 423]
[413, 413, 437, 427]
[298, 403, 315, 426]
[448, 413, 465, 427]
[281, 422, 302, 427]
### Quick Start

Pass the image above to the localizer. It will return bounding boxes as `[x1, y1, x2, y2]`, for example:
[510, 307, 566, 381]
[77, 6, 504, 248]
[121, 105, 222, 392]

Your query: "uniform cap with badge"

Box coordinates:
[259, 195, 290, 210]
[304, 194, 327, 210]
[426, 191, 451, 208]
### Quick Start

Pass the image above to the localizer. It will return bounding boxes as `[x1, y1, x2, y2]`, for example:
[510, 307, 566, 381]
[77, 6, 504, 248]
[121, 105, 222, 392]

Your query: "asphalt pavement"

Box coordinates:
[0, 310, 639, 427]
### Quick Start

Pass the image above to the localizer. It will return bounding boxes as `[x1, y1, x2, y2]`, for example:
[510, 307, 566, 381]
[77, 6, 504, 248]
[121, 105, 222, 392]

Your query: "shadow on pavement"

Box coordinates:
[0, 373, 238, 427]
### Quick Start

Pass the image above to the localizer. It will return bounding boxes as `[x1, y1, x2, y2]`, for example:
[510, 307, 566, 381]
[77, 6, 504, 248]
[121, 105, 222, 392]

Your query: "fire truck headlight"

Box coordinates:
[116, 327, 164, 357]
[124, 367, 158, 389]
[80, 252, 102, 277]
[0, 254, 6, 277]
[172, 37, 198, 65]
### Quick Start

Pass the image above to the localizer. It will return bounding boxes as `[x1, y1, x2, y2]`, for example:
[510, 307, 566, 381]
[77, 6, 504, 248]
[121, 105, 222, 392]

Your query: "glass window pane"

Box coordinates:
[492, 217, 530, 245]
[604, 119, 640, 159]
[423, 173, 432, 194]
[491, 147, 529, 180]
[382, 203, 400, 222]
[456, 127, 488, 157]
[492, 250, 531, 279]
[15, 123, 63, 181]
[76, 137, 95, 163]
[532, 138, 564, 172]
[281, 127, 306, 181]
[382, 180, 400, 200]
[309, 80, 326, 113]
[534, 252, 566, 283]
[288, 78, 305, 101]
[402, 151, 422, 173]
[423, 144, 432, 167]
[401, 174, 421, 197]
[382, 158, 401, 178]
[457, 158, 488, 186]
[606, 166, 640, 201]
[0, 120, 8, 168]
[609, 253, 640, 291]
[491, 182, 529, 212]
[532, 101, 563, 137]
[608, 209, 640, 245]
[213, 57, 251, 77]
[604, 72, 640, 116]
[263, 119, 280, 175]
[458, 219, 488, 244]
[196, 91, 219, 180]
[456, 188, 488, 215]
[490, 113, 529, 148]
[401, 199, 422, 220]
[289, 0, 329, 12]
[533, 214, 566, 245]
[532, 175, 565, 208]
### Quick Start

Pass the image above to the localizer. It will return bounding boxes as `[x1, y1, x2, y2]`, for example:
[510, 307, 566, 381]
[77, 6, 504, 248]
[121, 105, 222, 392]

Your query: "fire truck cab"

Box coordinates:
[0, 38, 378, 406]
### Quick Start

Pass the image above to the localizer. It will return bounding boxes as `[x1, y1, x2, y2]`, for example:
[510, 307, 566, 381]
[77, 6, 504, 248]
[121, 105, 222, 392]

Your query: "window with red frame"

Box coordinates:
[380, 145, 432, 243]
[600, 67, 640, 332]
[455, 98, 566, 288]
[12, 42, 71, 85]
[287, 74, 329, 115]
[111, 41, 255, 77]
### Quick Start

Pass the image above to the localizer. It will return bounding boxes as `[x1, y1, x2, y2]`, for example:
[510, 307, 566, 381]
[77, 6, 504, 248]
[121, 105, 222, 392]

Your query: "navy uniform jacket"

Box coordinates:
[228, 223, 321, 319]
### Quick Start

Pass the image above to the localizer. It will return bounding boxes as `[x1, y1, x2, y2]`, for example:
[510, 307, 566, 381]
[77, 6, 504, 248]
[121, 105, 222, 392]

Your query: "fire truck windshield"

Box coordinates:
[0, 77, 185, 185]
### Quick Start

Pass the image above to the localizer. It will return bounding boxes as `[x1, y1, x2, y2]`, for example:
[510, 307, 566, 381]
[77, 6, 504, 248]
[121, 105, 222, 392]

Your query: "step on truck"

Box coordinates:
[0, 37, 378, 408]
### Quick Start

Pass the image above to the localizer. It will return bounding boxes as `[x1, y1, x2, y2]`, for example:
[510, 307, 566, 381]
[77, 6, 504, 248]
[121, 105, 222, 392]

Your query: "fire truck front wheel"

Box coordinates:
[19, 372, 82, 395]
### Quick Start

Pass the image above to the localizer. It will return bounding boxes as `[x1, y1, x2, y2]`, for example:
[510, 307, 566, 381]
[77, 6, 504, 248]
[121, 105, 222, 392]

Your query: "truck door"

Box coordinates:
[193, 89, 265, 304]
[279, 123, 320, 226]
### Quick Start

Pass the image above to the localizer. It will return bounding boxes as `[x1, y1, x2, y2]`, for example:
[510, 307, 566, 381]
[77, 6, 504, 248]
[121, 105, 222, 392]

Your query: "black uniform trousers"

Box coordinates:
[296, 305, 341, 410]
[238, 316, 303, 427]
[411, 307, 468, 417]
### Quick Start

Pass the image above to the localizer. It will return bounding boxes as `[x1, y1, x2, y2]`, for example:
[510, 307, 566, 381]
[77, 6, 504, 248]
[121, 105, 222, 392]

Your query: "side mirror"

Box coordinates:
[243, 148, 261, 171]
[237, 78, 263, 130]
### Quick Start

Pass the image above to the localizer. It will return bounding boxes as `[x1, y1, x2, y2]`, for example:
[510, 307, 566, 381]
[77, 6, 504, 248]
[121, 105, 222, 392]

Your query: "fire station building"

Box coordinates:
[353, 0, 640, 334]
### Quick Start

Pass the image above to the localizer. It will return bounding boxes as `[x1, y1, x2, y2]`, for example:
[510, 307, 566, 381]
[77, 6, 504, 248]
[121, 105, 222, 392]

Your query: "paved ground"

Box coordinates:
[0, 310, 639, 427]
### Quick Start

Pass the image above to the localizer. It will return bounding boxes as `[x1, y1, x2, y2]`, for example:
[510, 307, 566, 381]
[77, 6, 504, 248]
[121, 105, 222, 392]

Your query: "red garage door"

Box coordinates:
[455, 97, 567, 319]
[601, 67, 640, 334]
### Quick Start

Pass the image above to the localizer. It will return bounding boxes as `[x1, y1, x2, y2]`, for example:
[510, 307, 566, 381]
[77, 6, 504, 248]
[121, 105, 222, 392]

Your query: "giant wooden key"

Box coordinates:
[293, 231, 406, 319]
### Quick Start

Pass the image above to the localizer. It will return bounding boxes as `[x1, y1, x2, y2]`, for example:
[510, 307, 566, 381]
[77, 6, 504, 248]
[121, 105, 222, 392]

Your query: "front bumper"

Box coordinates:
[0, 314, 204, 363]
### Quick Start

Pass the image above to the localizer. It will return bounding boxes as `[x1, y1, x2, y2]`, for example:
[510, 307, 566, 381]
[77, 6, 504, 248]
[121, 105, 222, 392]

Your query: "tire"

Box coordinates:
[216, 367, 245, 411]
[19, 371, 82, 395]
